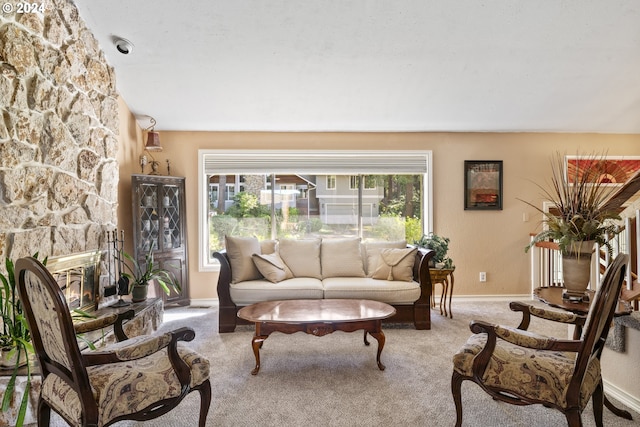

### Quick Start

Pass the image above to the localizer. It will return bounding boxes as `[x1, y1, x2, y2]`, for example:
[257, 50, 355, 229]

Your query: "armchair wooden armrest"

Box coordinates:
[485, 322, 581, 351]
[509, 301, 586, 331]
[468, 320, 582, 379]
[73, 309, 135, 341]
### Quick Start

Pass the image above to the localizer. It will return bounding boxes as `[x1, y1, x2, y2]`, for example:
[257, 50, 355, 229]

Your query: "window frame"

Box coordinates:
[198, 150, 433, 272]
[326, 175, 336, 190]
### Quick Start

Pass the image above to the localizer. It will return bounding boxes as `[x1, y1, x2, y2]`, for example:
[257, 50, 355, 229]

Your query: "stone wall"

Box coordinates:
[0, 0, 119, 261]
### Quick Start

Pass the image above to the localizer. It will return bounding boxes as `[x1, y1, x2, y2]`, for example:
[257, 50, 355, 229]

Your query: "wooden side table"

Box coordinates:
[429, 268, 455, 318]
[534, 287, 631, 318]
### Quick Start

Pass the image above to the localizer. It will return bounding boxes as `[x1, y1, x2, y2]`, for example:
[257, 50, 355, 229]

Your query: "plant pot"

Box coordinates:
[562, 240, 595, 300]
[0, 346, 28, 368]
[131, 284, 149, 303]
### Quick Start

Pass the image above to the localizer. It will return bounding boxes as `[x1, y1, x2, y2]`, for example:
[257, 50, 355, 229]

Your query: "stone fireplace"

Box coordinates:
[0, 1, 119, 266]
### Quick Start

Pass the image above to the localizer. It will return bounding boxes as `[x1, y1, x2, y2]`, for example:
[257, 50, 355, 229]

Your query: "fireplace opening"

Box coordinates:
[45, 250, 102, 312]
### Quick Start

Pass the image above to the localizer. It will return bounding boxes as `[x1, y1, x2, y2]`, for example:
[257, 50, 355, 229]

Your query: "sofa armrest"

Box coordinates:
[213, 250, 236, 309]
[413, 246, 435, 303]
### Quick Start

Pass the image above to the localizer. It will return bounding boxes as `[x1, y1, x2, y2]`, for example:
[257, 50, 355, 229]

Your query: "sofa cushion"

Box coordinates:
[364, 240, 407, 276]
[230, 278, 324, 305]
[252, 252, 293, 283]
[278, 238, 322, 279]
[322, 277, 420, 304]
[225, 236, 262, 284]
[260, 239, 277, 255]
[321, 238, 365, 278]
[372, 247, 417, 282]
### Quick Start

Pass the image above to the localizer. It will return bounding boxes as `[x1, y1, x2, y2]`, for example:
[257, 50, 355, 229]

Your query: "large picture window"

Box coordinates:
[198, 150, 432, 270]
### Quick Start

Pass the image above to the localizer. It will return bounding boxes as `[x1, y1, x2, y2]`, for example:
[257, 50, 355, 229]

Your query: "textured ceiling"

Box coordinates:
[74, 0, 640, 133]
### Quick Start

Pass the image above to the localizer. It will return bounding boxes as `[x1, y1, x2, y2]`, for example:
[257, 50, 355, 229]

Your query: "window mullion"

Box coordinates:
[358, 174, 363, 238]
[270, 173, 277, 239]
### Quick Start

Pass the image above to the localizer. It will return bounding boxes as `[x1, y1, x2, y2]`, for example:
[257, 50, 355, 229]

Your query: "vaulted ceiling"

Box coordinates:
[75, 1, 640, 133]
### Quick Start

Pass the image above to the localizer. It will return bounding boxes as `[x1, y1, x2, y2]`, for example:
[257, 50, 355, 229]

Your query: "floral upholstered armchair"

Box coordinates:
[451, 254, 629, 427]
[15, 257, 212, 427]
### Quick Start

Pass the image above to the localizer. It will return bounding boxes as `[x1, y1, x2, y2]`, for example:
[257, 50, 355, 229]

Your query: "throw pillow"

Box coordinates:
[225, 236, 262, 283]
[364, 241, 407, 276]
[321, 238, 365, 278]
[252, 252, 293, 283]
[260, 239, 277, 254]
[372, 247, 417, 282]
[278, 238, 322, 279]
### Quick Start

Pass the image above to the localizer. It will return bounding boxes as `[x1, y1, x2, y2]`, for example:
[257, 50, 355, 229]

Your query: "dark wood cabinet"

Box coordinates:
[131, 174, 189, 305]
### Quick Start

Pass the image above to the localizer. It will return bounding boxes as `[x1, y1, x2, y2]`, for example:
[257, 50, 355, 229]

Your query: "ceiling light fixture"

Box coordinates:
[144, 116, 162, 151]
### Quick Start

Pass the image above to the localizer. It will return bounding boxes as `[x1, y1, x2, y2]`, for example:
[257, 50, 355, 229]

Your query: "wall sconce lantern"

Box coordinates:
[144, 116, 162, 151]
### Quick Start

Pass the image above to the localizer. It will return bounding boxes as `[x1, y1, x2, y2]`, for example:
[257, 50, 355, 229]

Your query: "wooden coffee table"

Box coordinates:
[237, 299, 396, 375]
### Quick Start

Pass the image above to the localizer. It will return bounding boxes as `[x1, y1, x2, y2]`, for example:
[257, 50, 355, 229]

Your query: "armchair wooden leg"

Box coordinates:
[592, 381, 604, 427]
[37, 400, 51, 427]
[451, 371, 464, 427]
[564, 410, 583, 427]
[198, 379, 212, 427]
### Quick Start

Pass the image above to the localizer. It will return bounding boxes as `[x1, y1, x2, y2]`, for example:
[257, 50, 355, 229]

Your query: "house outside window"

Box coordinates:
[198, 150, 432, 270]
[208, 184, 218, 210]
[327, 175, 336, 190]
[349, 175, 377, 189]
[225, 184, 235, 201]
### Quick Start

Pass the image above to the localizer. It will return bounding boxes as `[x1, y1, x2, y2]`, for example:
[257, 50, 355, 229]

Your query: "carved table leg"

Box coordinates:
[363, 330, 370, 346]
[447, 273, 455, 318]
[368, 330, 387, 370]
[250, 335, 268, 375]
[441, 279, 448, 317]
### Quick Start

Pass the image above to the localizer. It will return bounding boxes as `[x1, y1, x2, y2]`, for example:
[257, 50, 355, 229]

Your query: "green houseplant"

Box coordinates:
[122, 248, 180, 302]
[415, 233, 454, 269]
[0, 254, 101, 426]
[0, 253, 46, 426]
[522, 152, 622, 297]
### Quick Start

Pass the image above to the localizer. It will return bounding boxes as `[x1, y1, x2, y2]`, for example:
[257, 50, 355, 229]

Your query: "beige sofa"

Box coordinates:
[213, 236, 435, 333]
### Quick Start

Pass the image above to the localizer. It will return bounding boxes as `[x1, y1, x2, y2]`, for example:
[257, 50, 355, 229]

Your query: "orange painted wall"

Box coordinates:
[116, 129, 640, 300]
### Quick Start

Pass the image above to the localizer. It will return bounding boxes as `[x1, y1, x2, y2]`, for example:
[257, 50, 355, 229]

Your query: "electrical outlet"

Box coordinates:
[479, 272, 487, 282]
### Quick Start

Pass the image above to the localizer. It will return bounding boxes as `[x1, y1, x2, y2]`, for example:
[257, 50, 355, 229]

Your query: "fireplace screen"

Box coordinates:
[46, 250, 101, 312]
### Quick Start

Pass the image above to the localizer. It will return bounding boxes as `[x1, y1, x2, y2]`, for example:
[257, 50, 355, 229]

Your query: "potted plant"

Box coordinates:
[122, 248, 180, 302]
[522, 152, 621, 299]
[0, 254, 103, 426]
[415, 233, 454, 269]
[0, 253, 47, 426]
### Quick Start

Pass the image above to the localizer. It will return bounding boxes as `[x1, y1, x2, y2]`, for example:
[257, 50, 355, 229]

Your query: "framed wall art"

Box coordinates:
[565, 156, 640, 185]
[464, 160, 503, 210]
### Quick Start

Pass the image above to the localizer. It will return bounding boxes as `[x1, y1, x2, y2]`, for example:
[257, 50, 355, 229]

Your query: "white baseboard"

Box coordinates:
[603, 380, 640, 414]
[189, 298, 219, 308]
[452, 294, 533, 302]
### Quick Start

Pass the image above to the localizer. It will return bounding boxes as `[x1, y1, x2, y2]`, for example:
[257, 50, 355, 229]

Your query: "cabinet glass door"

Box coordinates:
[161, 185, 182, 250]
[139, 183, 160, 253]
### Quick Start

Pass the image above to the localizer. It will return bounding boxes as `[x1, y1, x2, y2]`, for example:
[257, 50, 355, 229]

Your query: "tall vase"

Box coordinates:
[562, 240, 595, 301]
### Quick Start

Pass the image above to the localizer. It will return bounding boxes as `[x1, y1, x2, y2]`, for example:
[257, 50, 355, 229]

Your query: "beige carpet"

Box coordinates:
[46, 300, 639, 427]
